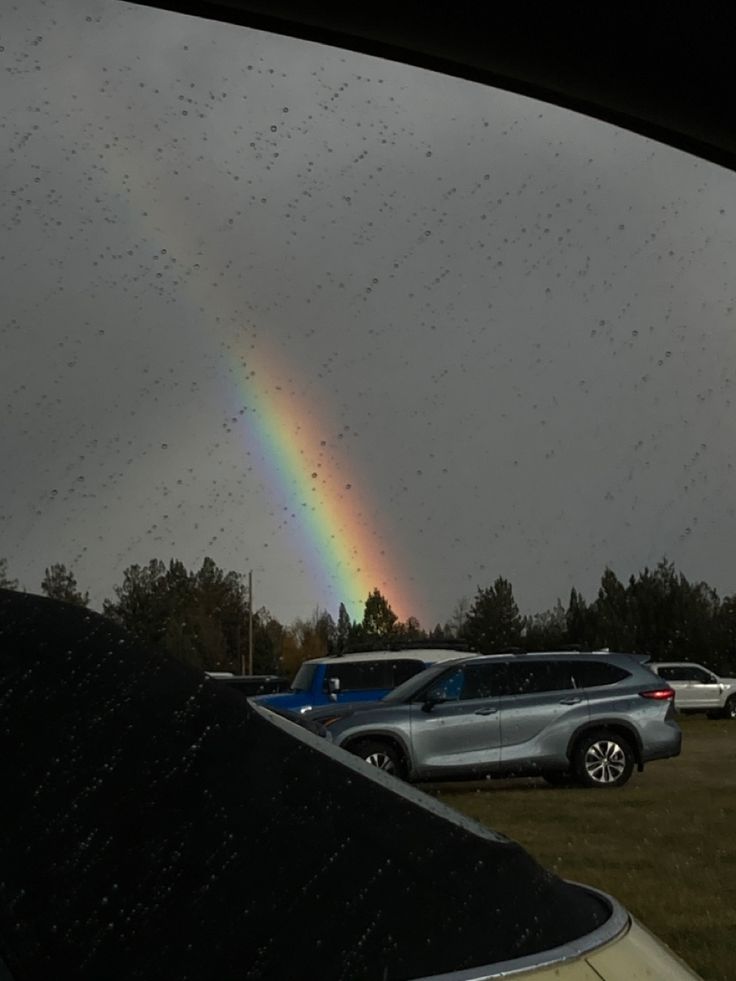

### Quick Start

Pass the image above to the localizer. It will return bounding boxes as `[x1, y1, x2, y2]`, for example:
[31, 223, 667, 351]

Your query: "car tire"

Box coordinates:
[572, 730, 634, 789]
[349, 739, 405, 779]
[722, 696, 736, 720]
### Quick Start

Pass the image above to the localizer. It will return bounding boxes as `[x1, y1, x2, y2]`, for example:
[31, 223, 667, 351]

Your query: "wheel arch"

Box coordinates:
[341, 729, 413, 772]
[566, 720, 643, 766]
[723, 692, 736, 718]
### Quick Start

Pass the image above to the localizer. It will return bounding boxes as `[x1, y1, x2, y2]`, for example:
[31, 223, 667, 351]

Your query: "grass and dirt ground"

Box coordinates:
[425, 717, 736, 981]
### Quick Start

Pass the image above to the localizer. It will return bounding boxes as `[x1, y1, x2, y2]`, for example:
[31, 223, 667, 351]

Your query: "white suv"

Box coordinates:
[649, 662, 736, 719]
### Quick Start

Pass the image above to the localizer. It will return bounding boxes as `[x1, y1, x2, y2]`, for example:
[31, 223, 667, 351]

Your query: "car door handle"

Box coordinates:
[559, 696, 583, 705]
[474, 707, 498, 716]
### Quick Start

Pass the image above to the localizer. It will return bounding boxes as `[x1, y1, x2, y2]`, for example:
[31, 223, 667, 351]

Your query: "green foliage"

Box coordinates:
[15, 549, 736, 676]
[103, 556, 271, 672]
[361, 587, 398, 640]
[314, 609, 337, 654]
[445, 596, 470, 639]
[715, 596, 736, 674]
[336, 602, 352, 653]
[253, 608, 284, 675]
[40, 563, 89, 607]
[565, 588, 591, 646]
[399, 616, 426, 642]
[463, 577, 523, 653]
[0, 558, 18, 591]
[593, 567, 635, 650]
[581, 559, 725, 666]
[279, 608, 333, 674]
[522, 599, 566, 650]
[429, 623, 446, 641]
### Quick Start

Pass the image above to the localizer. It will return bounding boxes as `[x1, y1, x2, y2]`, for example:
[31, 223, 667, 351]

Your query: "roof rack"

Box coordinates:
[336, 640, 474, 657]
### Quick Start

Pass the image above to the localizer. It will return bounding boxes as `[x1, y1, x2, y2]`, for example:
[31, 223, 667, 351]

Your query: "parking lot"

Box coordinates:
[428, 717, 736, 981]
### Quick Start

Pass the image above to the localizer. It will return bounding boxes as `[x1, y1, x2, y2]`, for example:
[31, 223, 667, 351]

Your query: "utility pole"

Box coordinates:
[248, 570, 254, 675]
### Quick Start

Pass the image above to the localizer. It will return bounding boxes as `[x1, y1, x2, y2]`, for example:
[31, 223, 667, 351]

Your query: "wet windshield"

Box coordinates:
[290, 662, 317, 692]
[2, 2, 734, 979]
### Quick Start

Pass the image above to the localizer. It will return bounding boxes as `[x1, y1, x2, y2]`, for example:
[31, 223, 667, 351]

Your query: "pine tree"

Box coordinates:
[40, 564, 89, 606]
[462, 578, 522, 653]
[0, 558, 18, 591]
[362, 588, 398, 641]
[566, 588, 590, 646]
[593, 567, 633, 650]
[336, 602, 352, 652]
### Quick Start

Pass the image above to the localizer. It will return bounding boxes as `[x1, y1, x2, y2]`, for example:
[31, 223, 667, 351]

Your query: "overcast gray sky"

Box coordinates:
[2, 0, 736, 626]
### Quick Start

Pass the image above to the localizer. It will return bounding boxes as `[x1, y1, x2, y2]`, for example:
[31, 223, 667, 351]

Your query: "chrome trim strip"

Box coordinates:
[410, 886, 630, 980]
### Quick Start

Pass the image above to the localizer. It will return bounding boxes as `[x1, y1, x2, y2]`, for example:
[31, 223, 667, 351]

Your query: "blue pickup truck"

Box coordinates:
[255, 648, 475, 714]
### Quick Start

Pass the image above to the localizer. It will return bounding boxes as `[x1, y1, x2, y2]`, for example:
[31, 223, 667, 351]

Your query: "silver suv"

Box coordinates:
[649, 662, 736, 719]
[306, 653, 681, 788]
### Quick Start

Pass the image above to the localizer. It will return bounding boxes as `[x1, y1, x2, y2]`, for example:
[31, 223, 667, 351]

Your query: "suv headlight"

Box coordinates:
[298, 705, 313, 714]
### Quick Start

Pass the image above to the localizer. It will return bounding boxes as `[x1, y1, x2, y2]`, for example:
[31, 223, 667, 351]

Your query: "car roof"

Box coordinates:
[386, 651, 645, 670]
[478, 651, 640, 661]
[206, 672, 287, 680]
[304, 649, 477, 665]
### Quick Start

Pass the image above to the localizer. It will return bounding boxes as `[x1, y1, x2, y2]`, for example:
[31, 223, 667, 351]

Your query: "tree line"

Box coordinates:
[1, 555, 735, 675]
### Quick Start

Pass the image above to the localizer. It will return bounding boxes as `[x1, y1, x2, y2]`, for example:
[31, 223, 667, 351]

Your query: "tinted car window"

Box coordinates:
[384, 661, 453, 702]
[392, 659, 426, 686]
[657, 665, 715, 683]
[681, 666, 716, 683]
[424, 665, 465, 701]
[325, 661, 392, 691]
[461, 661, 509, 698]
[501, 660, 577, 695]
[571, 661, 631, 688]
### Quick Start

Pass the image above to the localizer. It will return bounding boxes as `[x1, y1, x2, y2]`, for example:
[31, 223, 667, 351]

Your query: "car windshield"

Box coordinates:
[2, 2, 735, 979]
[289, 662, 317, 692]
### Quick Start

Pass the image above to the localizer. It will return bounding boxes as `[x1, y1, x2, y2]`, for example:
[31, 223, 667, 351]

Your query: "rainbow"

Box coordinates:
[88, 115, 419, 624]
[225, 345, 417, 621]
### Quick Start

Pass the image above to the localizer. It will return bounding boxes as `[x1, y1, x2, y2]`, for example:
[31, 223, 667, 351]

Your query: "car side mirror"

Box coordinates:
[327, 677, 341, 701]
[421, 690, 445, 712]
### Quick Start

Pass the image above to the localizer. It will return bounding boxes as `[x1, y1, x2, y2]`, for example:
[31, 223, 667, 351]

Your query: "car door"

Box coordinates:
[499, 660, 588, 767]
[679, 665, 722, 709]
[656, 665, 719, 710]
[409, 661, 504, 776]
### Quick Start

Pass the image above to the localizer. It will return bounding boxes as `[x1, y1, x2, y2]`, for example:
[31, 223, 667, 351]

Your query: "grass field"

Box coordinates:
[426, 717, 736, 981]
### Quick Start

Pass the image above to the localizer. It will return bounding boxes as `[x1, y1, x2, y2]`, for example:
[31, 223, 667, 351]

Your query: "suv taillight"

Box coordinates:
[639, 689, 675, 700]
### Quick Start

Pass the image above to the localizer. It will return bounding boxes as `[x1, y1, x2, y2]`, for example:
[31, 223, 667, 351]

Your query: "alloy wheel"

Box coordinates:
[363, 750, 397, 772]
[584, 740, 626, 784]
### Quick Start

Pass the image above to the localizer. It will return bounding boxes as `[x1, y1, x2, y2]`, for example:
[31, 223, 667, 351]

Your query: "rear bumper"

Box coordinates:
[641, 723, 682, 763]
